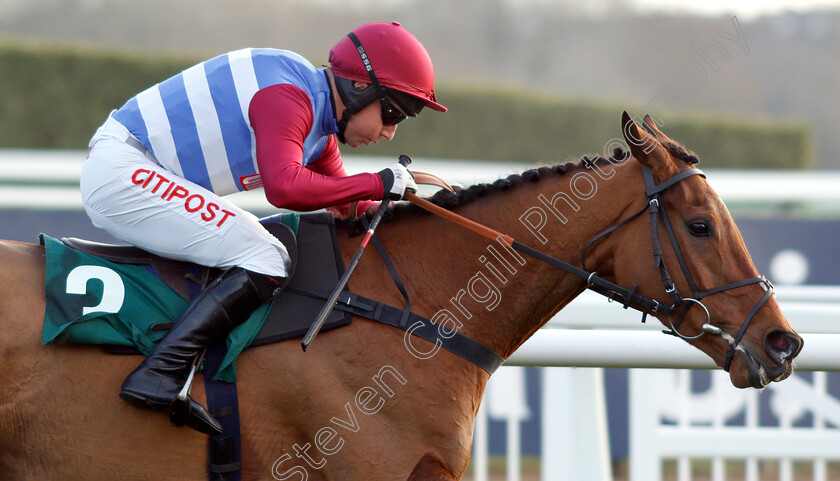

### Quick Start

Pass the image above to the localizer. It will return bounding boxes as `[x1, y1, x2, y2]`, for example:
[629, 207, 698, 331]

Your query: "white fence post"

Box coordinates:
[473, 366, 529, 480]
[629, 369, 662, 481]
[541, 367, 612, 481]
[813, 371, 828, 481]
[487, 366, 529, 481]
[473, 401, 488, 481]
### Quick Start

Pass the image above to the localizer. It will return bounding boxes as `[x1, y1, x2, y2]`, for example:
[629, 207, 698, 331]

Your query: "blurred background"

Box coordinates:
[1, 0, 838, 168]
[1, 1, 839, 480]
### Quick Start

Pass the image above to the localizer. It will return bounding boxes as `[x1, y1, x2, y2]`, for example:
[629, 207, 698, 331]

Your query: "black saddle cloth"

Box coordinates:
[253, 213, 351, 345]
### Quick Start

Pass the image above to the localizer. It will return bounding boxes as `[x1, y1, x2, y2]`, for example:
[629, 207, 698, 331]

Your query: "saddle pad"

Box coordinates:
[215, 212, 351, 382]
[40, 233, 190, 352]
[255, 213, 349, 345]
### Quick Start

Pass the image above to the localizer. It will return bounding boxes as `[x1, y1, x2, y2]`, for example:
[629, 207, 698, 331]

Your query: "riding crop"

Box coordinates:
[301, 155, 412, 351]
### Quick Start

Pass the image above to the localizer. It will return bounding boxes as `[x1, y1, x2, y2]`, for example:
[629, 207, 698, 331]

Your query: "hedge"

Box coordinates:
[0, 43, 192, 149]
[0, 43, 812, 169]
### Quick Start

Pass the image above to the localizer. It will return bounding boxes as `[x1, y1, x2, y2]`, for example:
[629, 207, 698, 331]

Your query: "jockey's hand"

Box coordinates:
[326, 200, 378, 220]
[377, 162, 417, 200]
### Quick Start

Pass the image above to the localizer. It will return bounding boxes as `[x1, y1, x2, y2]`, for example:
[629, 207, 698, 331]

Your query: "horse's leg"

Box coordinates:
[407, 453, 460, 480]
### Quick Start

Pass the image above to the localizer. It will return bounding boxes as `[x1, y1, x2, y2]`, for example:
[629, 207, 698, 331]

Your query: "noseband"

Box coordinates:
[582, 165, 774, 372]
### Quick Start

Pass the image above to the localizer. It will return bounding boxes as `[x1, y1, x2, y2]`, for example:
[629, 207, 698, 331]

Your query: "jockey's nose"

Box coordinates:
[381, 124, 396, 141]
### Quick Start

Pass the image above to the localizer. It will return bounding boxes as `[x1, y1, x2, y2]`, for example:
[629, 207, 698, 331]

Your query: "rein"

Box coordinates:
[406, 165, 773, 372]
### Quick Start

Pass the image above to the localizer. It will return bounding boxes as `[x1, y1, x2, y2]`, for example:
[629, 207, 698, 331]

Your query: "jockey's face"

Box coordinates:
[342, 82, 399, 148]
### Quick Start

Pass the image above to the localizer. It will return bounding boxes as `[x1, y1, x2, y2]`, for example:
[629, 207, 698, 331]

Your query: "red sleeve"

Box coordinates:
[306, 136, 380, 218]
[305, 135, 345, 176]
[249, 84, 385, 211]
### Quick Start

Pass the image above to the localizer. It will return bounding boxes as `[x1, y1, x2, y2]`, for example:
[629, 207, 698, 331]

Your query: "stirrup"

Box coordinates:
[168, 346, 221, 434]
[169, 396, 223, 435]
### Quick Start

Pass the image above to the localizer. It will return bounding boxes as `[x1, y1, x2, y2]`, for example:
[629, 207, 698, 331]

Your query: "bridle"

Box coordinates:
[405, 163, 774, 372]
[579, 165, 774, 372]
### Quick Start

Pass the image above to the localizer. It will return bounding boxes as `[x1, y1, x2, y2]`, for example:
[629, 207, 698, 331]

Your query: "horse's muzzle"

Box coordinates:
[737, 329, 803, 388]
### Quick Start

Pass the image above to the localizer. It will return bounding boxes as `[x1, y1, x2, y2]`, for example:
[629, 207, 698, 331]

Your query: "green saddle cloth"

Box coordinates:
[40, 213, 300, 383]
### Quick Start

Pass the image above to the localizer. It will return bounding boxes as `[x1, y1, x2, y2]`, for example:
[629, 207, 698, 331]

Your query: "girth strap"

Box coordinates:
[329, 290, 505, 374]
[280, 285, 504, 374]
[204, 345, 242, 481]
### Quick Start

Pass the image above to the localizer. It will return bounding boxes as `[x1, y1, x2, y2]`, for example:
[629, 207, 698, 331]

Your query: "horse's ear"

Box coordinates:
[621, 111, 663, 169]
[642, 114, 659, 134]
[641, 114, 674, 143]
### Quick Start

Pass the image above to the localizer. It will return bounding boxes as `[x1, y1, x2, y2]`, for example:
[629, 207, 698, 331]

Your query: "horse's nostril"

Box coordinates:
[768, 331, 789, 351]
[765, 330, 802, 361]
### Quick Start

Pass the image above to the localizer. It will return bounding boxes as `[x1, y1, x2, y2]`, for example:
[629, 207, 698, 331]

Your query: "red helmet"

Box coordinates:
[329, 22, 446, 113]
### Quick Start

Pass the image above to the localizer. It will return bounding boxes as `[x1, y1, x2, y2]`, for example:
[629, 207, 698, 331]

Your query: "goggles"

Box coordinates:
[380, 98, 407, 126]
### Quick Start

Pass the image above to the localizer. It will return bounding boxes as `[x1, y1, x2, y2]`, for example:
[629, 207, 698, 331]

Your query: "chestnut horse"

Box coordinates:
[0, 114, 802, 480]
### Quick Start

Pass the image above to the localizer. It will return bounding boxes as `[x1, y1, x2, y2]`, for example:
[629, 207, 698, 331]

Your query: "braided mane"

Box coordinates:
[664, 141, 700, 165]
[339, 148, 638, 236]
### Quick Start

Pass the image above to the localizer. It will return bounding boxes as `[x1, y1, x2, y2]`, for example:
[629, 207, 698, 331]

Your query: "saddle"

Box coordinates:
[61, 212, 352, 350]
[58, 170, 458, 353]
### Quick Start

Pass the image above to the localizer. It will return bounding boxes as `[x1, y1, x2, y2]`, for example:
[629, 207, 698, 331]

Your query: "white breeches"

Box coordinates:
[80, 115, 290, 277]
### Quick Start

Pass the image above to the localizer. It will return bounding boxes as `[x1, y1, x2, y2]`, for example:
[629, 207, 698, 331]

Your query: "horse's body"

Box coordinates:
[0, 115, 802, 480]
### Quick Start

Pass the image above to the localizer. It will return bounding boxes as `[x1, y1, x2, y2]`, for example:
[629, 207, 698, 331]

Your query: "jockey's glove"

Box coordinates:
[377, 162, 418, 200]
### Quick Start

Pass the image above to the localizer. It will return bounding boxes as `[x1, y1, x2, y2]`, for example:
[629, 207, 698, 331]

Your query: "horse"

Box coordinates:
[0, 113, 802, 480]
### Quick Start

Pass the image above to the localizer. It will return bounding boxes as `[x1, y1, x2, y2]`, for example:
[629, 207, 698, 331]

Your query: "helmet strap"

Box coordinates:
[347, 32, 388, 105]
[332, 32, 386, 145]
[336, 108, 352, 144]
[326, 68, 348, 144]
[333, 76, 376, 144]
[334, 32, 409, 144]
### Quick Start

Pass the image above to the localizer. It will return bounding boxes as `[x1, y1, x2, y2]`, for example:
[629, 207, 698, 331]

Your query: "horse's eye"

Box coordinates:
[687, 220, 712, 237]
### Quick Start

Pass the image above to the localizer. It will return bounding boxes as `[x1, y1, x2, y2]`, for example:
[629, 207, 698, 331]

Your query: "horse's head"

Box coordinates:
[601, 111, 802, 389]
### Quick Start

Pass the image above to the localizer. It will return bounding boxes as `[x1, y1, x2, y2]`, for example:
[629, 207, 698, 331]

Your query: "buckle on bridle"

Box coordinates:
[650, 299, 661, 312]
[649, 198, 660, 207]
[759, 275, 774, 293]
[664, 282, 677, 294]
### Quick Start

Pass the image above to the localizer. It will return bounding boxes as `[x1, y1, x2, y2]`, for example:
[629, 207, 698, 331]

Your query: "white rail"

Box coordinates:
[4, 150, 840, 211]
[508, 287, 840, 371]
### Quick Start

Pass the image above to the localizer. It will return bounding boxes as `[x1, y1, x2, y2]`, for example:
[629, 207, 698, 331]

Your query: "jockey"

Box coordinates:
[80, 21, 446, 434]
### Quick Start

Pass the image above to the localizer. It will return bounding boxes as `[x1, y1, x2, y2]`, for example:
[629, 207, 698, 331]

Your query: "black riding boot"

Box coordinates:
[119, 267, 283, 434]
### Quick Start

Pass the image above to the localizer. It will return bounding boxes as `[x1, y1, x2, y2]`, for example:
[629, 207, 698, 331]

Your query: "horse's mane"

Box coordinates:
[339, 148, 620, 236]
[339, 144, 698, 236]
[664, 141, 700, 165]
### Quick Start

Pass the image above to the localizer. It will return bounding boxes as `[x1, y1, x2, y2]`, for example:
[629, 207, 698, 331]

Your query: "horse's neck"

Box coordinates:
[370, 160, 642, 359]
